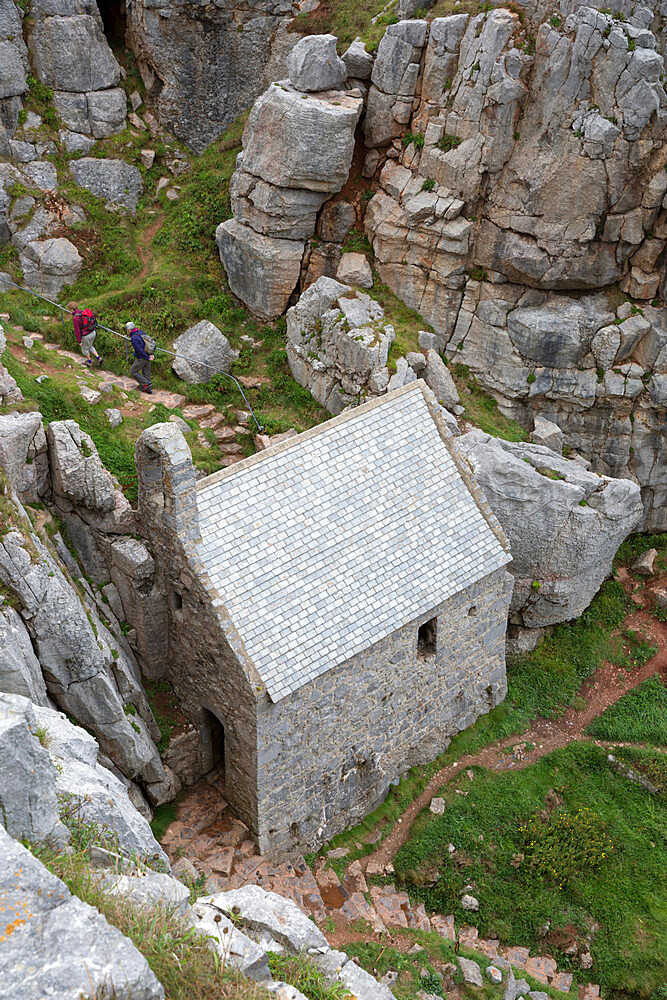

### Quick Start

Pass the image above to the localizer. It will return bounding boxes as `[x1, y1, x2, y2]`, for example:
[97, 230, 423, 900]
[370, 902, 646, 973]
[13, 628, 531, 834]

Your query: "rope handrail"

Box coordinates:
[0, 277, 264, 431]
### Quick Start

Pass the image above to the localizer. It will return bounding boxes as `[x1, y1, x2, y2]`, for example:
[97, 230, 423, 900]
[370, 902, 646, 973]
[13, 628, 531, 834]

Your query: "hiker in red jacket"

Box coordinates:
[68, 302, 102, 367]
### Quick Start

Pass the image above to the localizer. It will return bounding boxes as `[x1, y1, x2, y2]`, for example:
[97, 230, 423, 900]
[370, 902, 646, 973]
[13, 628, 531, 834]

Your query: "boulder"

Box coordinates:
[106, 407, 123, 427]
[286, 278, 394, 413]
[342, 39, 374, 80]
[0, 39, 27, 99]
[423, 350, 460, 409]
[191, 901, 271, 981]
[286, 34, 347, 92]
[29, 15, 120, 92]
[0, 826, 165, 1000]
[47, 419, 116, 512]
[317, 199, 356, 243]
[458, 957, 483, 985]
[0, 410, 43, 489]
[239, 83, 362, 194]
[204, 885, 329, 952]
[336, 252, 373, 288]
[231, 170, 328, 240]
[172, 320, 240, 384]
[632, 548, 657, 575]
[460, 894, 479, 911]
[34, 703, 169, 865]
[531, 415, 564, 454]
[0, 328, 22, 405]
[0, 693, 67, 846]
[456, 431, 643, 626]
[217, 218, 304, 321]
[0, 605, 49, 705]
[69, 158, 143, 213]
[20, 237, 82, 296]
[103, 870, 190, 914]
[338, 960, 398, 1000]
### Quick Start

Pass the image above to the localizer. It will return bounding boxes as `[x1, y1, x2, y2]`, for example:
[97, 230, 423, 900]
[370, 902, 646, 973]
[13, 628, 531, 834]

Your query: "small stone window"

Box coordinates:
[468, 605, 477, 617]
[169, 587, 183, 612]
[418, 617, 437, 659]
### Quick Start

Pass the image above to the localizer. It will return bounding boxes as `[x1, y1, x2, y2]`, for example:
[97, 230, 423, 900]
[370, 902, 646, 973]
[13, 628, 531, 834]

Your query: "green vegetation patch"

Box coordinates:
[394, 742, 667, 998]
[267, 952, 351, 1000]
[586, 674, 667, 745]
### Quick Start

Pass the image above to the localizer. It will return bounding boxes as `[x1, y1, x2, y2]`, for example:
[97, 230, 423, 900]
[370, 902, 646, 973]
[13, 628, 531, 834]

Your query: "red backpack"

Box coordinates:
[80, 308, 97, 335]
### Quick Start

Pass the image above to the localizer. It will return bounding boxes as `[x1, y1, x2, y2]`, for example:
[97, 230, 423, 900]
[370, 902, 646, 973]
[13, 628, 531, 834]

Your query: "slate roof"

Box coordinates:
[196, 382, 511, 702]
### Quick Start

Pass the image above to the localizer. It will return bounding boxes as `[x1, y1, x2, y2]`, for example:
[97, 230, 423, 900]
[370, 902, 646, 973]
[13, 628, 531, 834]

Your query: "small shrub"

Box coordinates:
[519, 806, 613, 887]
[469, 267, 488, 281]
[401, 131, 425, 149]
[267, 952, 351, 1000]
[438, 133, 463, 152]
[35, 725, 50, 748]
[421, 178, 436, 192]
[526, 373, 536, 384]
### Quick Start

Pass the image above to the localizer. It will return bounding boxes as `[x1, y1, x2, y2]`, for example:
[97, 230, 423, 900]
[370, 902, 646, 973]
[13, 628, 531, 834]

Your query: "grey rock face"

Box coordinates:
[47, 419, 116, 511]
[286, 276, 395, 413]
[0, 40, 28, 100]
[20, 237, 83, 297]
[0, 410, 48, 501]
[241, 83, 363, 194]
[286, 34, 347, 92]
[172, 320, 240, 384]
[0, 693, 67, 846]
[0, 605, 48, 705]
[34, 703, 169, 865]
[231, 171, 328, 240]
[126, 0, 294, 153]
[365, 20, 428, 146]
[69, 158, 143, 213]
[204, 885, 329, 952]
[0, 826, 165, 1000]
[29, 15, 120, 92]
[0, 518, 164, 785]
[217, 218, 304, 321]
[456, 431, 643, 626]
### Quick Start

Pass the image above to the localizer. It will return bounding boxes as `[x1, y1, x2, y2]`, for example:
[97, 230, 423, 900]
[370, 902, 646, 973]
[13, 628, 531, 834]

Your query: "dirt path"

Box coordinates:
[367, 601, 666, 872]
[137, 215, 163, 280]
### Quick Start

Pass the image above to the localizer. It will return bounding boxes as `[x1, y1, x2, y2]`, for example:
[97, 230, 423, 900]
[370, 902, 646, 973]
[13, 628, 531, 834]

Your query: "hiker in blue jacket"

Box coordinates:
[126, 321, 153, 394]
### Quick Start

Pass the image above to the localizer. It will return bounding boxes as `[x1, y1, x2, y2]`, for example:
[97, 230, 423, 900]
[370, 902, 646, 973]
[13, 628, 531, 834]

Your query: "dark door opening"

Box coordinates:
[199, 707, 225, 776]
[97, 0, 127, 46]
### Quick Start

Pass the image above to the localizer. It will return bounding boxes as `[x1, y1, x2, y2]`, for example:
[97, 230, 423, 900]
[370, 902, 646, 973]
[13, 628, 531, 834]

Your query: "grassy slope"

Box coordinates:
[391, 742, 667, 999]
[586, 675, 667, 745]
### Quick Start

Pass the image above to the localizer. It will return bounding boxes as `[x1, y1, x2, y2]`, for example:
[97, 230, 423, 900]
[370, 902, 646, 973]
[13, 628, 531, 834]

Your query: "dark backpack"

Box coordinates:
[80, 308, 97, 335]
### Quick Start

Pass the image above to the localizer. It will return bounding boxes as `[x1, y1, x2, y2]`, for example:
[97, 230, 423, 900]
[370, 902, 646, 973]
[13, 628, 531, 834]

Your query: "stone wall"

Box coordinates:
[134, 423, 262, 832]
[255, 565, 513, 856]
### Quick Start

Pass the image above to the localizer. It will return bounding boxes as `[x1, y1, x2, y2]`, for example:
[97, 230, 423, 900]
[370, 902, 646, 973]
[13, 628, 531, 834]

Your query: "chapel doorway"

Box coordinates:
[199, 707, 225, 778]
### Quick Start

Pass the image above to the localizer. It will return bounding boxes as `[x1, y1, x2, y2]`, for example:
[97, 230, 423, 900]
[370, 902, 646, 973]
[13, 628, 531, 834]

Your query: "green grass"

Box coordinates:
[317, 581, 631, 864]
[151, 801, 179, 842]
[586, 675, 667, 745]
[393, 742, 667, 999]
[267, 952, 351, 1000]
[30, 843, 269, 1000]
[614, 533, 667, 573]
[451, 363, 528, 441]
